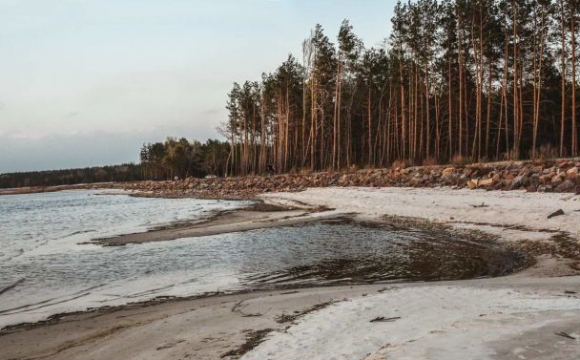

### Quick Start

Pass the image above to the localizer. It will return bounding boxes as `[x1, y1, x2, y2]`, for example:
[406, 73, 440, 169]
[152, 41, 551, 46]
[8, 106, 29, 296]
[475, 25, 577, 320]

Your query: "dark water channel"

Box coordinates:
[243, 221, 526, 288]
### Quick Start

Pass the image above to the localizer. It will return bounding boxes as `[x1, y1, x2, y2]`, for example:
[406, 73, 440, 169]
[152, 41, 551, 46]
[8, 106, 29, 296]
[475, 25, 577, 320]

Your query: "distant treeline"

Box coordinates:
[140, 138, 231, 180]
[1, 138, 236, 189]
[0, 164, 144, 189]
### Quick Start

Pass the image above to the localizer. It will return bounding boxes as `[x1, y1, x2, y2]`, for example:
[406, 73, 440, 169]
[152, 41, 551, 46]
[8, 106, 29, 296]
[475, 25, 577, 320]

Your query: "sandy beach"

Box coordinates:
[2, 187, 580, 360]
[6, 0, 580, 357]
[92, 202, 337, 247]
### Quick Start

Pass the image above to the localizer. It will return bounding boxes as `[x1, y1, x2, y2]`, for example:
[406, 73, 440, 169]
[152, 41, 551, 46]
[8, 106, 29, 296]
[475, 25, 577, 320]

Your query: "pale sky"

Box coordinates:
[0, 0, 395, 173]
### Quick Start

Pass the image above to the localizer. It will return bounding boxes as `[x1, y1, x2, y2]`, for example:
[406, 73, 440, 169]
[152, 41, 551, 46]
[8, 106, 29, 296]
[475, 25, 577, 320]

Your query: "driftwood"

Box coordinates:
[370, 316, 401, 323]
[231, 300, 269, 317]
[555, 332, 576, 340]
[0, 278, 24, 296]
[471, 202, 489, 208]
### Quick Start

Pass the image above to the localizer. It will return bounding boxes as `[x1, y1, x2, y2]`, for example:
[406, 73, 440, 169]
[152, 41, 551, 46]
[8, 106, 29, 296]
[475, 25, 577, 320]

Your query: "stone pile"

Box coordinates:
[119, 159, 580, 199]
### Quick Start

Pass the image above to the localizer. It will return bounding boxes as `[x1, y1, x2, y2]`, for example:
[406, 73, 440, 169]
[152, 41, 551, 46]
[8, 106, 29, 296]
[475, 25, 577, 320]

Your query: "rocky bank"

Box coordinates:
[118, 158, 580, 199]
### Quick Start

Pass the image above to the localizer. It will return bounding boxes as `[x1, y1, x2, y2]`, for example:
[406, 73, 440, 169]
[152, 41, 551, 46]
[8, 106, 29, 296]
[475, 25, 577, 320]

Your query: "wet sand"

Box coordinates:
[1, 259, 579, 360]
[91, 202, 337, 246]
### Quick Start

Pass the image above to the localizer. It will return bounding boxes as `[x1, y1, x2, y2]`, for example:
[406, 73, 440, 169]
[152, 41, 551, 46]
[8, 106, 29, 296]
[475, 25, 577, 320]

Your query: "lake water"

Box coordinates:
[0, 190, 524, 329]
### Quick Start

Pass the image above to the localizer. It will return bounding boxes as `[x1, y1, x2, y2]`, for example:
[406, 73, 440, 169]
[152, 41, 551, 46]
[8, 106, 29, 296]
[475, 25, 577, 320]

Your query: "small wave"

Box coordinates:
[65, 229, 97, 237]
[0, 283, 106, 316]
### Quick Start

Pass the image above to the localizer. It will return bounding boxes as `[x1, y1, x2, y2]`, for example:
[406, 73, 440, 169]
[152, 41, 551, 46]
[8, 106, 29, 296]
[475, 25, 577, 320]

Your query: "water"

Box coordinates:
[0, 190, 524, 329]
[0, 190, 246, 327]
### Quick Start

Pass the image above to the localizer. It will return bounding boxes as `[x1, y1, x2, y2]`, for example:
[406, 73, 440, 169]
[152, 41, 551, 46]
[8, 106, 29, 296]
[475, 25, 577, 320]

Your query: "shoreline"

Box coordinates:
[2, 187, 580, 359]
[90, 201, 338, 247]
[2, 261, 578, 360]
[3, 157, 580, 200]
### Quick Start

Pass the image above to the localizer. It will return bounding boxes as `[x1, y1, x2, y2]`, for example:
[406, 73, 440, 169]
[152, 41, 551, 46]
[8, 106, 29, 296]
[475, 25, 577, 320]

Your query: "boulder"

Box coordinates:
[510, 175, 529, 190]
[556, 180, 576, 192]
[551, 175, 564, 187]
[539, 174, 553, 185]
[441, 172, 457, 185]
[478, 178, 494, 187]
[538, 185, 553, 193]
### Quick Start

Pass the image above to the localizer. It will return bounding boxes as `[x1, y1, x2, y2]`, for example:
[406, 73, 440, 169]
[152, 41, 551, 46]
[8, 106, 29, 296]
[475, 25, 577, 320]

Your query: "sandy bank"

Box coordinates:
[264, 187, 580, 244]
[92, 202, 337, 246]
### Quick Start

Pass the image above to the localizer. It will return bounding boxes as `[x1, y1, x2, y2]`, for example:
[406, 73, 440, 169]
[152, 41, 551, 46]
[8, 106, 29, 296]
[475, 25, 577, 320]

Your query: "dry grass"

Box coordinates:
[422, 157, 439, 166]
[450, 154, 473, 166]
[220, 328, 274, 359]
[502, 149, 520, 161]
[275, 300, 337, 324]
[391, 159, 413, 170]
[531, 144, 560, 161]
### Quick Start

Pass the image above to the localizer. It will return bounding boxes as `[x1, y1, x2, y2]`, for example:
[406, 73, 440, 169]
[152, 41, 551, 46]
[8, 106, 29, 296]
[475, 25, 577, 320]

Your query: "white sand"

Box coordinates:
[242, 284, 580, 360]
[246, 187, 580, 360]
[263, 187, 580, 242]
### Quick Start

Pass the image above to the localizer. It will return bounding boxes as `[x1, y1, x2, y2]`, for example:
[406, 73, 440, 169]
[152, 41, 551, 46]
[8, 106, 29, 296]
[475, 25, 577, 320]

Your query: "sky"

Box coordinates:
[0, 0, 395, 173]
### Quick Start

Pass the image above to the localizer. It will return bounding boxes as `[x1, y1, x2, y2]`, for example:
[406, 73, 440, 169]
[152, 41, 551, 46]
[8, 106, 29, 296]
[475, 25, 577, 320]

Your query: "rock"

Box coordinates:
[467, 180, 478, 189]
[548, 209, 565, 219]
[539, 174, 552, 185]
[557, 160, 570, 168]
[518, 168, 532, 177]
[510, 175, 529, 190]
[567, 167, 578, 176]
[556, 180, 576, 192]
[478, 178, 493, 187]
[441, 172, 457, 185]
[551, 175, 564, 187]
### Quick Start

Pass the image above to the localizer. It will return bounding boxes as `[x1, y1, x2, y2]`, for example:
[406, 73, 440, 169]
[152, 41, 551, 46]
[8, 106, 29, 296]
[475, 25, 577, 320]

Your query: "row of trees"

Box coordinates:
[139, 138, 230, 180]
[0, 164, 143, 189]
[1, 137, 232, 187]
[222, 0, 580, 176]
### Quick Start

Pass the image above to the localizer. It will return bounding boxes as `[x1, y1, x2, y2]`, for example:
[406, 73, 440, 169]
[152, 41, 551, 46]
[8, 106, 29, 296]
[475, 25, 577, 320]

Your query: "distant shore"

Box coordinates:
[2, 186, 580, 359]
[0, 182, 115, 196]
